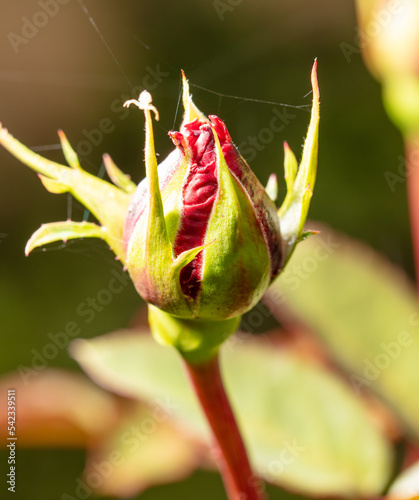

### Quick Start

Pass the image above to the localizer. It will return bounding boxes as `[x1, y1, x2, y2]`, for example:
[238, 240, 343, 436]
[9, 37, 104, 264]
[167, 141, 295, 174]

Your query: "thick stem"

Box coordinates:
[406, 135, 419, 290]
[184, 354, 266, 500]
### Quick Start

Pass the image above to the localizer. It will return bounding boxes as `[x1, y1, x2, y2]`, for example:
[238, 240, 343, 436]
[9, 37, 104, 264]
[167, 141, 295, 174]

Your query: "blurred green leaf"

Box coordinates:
[0, 369, 201, 499]
[71, 330, 392, 497]
[83, 404, 201, 498]
[268, 225, 419, 440]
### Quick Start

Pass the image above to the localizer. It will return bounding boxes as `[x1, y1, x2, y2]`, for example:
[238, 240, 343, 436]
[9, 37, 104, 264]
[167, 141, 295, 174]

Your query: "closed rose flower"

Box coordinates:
[0, 63, 319, 360]
[123, 78, 282, 321]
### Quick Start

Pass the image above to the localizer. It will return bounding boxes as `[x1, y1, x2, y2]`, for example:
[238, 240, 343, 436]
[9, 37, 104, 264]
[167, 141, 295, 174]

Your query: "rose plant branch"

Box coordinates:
[0, 63, 319, 500]
[406, 136, 419, 289]
[186, 355, 265, 500]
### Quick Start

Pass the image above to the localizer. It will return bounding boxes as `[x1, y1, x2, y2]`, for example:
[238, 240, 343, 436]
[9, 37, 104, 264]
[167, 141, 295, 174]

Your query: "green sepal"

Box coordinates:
[103, 153, 136, 194]
[298, 229, 320, 243]
[58, 129, 82, 170]
[144, 114, 171, 263]
[197, 124, 271, 319]
[38, 174, 68, 194]
[133, 93, 174, 286]
[181, 71, 207, 127]
[0, 124, 131, 264]
[172, 241, 212, 275]
[125, 92, 198, 317]
[265, 173, 278, 202]
[278, 60, 320, 266]
[281, 142, 298, 197]
[148, 304, 240, 364]
[25, 221, 108, 256]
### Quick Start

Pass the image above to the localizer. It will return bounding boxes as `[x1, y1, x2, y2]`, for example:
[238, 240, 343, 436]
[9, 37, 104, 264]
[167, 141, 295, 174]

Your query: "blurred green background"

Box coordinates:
[0, 0, 411, 498]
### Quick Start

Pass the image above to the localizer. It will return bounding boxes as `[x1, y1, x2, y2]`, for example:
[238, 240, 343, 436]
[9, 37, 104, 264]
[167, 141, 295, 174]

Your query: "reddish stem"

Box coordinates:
[184, 355, 266, 500]
[406, 135, 419, 290]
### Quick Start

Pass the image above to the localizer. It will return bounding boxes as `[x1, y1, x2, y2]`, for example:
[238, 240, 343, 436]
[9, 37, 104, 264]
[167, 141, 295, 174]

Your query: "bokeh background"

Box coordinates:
[0, 0, 411, 498]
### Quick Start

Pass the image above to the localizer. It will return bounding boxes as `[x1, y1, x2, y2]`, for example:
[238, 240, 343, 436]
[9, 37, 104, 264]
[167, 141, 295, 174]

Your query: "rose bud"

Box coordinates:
[0, 64, 319, 360]
[122, 79, 282, 322]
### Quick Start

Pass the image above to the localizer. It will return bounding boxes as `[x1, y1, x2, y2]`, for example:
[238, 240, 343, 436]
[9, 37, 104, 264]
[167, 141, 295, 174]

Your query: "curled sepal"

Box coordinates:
[0, 124, 131, 264]
[148, 304, 240, 363]
[103, 153, 136, 194]
[278, 60, 320, 266]
[25, 221, 108, 256]
[181, 70, 207, 128]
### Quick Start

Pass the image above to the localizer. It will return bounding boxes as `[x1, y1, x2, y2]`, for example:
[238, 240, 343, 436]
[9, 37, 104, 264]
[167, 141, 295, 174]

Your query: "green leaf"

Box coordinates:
[71, 330, 392, 497]
[103, 153, 136, 194]
[269, 225, 419, 440]
[83, 403, 200, 498]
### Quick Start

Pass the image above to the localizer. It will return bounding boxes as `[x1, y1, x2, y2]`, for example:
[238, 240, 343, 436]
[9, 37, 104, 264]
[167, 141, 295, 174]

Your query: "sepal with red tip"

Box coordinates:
[278, 60, 320, 266]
